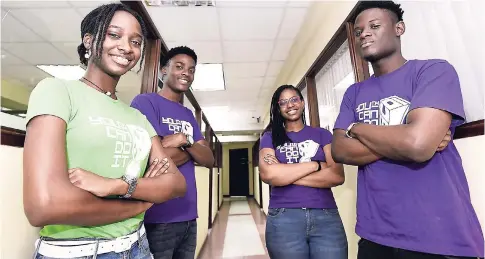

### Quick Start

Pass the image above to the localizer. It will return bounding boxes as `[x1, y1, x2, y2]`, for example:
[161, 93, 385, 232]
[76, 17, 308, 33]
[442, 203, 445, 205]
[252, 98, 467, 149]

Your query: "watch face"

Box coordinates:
[187, 135, 194, 145]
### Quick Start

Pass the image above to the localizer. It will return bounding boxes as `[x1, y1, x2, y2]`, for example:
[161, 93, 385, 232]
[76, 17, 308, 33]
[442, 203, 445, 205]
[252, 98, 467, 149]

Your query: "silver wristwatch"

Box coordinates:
[345, 122, 358, 138]
[120, 175, 138, 198]
[183, 133, 194, 148]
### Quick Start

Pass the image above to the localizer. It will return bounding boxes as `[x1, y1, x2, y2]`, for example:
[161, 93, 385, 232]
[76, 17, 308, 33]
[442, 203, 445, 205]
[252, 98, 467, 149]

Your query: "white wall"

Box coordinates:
[0, 146, 40, 259]
[219, 168, 223, 207]
[194, 166, 210, 258]
[261, 182, 270, 216]
[254, 167, 261, 206]
[454, 135, 485, 235]
[332, 165, 358, 259]
[211, 169, 218, 223]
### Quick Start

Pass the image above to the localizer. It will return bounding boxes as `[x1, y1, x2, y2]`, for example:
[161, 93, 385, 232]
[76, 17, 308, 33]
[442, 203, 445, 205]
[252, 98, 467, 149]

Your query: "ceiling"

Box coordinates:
[1, 0, 312, 138]
[145, 0, 311, 134]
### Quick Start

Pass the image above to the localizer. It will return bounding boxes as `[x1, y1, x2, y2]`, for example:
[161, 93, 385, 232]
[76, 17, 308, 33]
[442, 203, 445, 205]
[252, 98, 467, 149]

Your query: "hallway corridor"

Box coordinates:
[198, 198, 269, 259]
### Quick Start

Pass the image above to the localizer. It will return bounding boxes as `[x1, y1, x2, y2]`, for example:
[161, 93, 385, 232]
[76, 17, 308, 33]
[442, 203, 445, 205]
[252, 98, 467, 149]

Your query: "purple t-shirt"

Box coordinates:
[259, 125, 337, 209]
[131, 93, 203, 223]
[334, 59, 483, 257]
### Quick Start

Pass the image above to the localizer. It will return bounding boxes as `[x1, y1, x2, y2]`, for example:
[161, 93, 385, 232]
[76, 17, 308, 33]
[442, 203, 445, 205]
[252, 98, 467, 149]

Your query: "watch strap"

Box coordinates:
[183, 133, 194, 148]
[315, 161, 322, 172]
[345, 122, 358, 138]
[120, 175, 138, 198]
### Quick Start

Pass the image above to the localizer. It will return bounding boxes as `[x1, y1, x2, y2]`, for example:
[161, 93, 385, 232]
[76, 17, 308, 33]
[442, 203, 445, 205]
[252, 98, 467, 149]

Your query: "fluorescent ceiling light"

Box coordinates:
[37, 65, 85, 81]
[1, 107, 12, 111]
[191, 63, 225, 92]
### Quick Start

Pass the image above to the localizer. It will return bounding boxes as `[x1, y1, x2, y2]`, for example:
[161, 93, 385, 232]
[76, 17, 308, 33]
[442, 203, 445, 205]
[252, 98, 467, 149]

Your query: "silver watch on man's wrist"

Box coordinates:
[183, 133, 194, 148]
[119, 175, 138, 198]
[345, 122, 359, 138]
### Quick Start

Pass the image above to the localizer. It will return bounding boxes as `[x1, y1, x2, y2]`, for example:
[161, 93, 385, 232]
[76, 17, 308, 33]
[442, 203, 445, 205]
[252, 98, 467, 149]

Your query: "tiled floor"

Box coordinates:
[198, 198, 270, 259]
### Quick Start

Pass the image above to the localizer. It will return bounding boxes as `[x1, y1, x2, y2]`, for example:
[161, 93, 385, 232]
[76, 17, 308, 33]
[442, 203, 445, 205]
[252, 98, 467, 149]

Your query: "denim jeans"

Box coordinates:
[34, 233, 152, 259]
[265, 208, 348, 259]
[145, 220, 197, 259]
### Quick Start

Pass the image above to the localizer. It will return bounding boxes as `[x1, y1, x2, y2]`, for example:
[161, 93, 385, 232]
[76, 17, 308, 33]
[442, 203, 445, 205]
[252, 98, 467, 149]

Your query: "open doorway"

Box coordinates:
[229, 148, 249, 197]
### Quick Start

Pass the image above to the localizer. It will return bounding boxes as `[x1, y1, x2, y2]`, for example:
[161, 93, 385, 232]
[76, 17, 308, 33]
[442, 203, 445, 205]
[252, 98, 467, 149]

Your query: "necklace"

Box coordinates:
[81, 77, 112, 97]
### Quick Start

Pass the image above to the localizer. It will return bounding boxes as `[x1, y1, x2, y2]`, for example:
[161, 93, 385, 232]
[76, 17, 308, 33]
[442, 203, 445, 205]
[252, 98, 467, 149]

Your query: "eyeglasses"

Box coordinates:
[278, 96, 301, 107]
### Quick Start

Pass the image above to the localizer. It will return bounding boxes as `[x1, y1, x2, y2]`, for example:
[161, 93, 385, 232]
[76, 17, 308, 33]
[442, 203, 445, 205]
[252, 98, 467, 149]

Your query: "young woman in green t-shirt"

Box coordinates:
[23, 3, 186, 259]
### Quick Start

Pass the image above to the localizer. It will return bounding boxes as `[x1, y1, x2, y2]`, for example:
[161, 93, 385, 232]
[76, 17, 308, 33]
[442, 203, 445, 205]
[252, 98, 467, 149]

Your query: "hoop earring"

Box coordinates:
[84, 49, 91, 59]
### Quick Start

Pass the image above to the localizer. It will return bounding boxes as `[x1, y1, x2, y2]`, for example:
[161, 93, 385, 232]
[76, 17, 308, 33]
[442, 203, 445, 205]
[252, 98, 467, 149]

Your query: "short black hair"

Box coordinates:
[77, 3, 148, 72]
[160, 46, 197, 67]
[354, 1, 404, 23]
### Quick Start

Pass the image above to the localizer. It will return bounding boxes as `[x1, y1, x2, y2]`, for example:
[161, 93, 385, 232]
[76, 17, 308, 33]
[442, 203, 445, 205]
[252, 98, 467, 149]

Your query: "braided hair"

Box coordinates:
[77, 3, 148, 72]
[265, 85, 307, 148]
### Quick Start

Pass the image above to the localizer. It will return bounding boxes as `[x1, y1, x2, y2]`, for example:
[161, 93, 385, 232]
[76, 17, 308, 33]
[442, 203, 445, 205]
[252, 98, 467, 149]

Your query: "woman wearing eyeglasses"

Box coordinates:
[259, 84, 348, 259]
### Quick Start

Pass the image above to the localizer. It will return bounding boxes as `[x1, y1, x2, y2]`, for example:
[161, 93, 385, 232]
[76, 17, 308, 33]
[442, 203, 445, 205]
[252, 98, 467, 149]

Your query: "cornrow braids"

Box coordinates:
[265, 85, 307, 148]
[77, 3, 148, 73]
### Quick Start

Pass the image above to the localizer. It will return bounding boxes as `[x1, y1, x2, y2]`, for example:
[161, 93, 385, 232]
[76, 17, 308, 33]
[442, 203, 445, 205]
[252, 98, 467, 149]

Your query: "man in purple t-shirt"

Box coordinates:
[131, 46, 214, 259]
[331, 1, 484, 259]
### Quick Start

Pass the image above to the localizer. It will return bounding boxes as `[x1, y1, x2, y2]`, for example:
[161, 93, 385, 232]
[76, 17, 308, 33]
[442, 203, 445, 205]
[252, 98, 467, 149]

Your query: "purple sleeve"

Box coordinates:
[409, 60, 465, 127]
[187, 109, 204, 142]
[319, 128, 333, 146]
[130, 95, 163, 136]
[333, 85, 357, 131]
[259, 132, 274, 150]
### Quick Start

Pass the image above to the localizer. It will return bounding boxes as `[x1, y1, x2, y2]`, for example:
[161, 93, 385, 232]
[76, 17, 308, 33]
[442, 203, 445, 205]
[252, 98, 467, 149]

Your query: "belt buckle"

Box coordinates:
[114, 236, 130, 253]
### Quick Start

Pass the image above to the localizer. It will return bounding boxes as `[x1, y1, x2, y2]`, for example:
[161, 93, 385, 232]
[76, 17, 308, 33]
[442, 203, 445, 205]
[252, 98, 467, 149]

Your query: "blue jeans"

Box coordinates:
[265, 208, 348, 259]
[145, 220, 197, 259]
[35, 233, 152, 259]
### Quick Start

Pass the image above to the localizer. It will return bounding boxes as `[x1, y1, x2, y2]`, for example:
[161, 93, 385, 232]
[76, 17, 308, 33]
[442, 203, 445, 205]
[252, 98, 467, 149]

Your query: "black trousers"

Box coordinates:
[357, 238, 482, 259]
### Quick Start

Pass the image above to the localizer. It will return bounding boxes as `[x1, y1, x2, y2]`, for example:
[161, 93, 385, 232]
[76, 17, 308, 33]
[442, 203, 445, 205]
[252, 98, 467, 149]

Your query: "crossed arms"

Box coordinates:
[331, 107, 453, 166]
[23, 115, 187, 227]
[159, 133, 214, 168]
[258, 144, 345, 188]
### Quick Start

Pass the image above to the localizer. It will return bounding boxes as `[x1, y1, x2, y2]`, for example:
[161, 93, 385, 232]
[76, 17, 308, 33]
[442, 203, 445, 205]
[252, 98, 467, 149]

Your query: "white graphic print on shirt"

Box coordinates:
[89, 116, 151, 177]
[161, 117, 194, 139]
[277, 140, 320, 164]
[356, 95, 410, 126]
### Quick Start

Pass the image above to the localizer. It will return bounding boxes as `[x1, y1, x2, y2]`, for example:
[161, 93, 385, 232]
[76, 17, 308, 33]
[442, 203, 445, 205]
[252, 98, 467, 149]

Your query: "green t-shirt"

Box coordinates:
[26, 78, 157, 239]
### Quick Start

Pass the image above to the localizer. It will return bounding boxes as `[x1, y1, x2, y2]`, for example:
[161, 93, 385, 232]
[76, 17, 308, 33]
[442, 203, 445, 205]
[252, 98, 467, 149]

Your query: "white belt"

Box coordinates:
[35, 225, 146, 258]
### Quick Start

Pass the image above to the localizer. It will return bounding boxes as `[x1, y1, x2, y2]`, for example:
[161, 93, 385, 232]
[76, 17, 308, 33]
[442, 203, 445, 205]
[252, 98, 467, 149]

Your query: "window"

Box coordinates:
[301, 87, 310, 125]
[314, 40, 355, 130]
[398, 1, 483, 122]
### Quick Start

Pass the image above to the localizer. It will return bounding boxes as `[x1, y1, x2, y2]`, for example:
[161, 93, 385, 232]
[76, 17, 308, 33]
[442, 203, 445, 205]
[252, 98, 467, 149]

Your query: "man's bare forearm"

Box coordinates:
[351, 123, 422, 162]
[331, 130, 383, 166]
[186, 142, 214, 168]
[164, 147, 191, 166]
